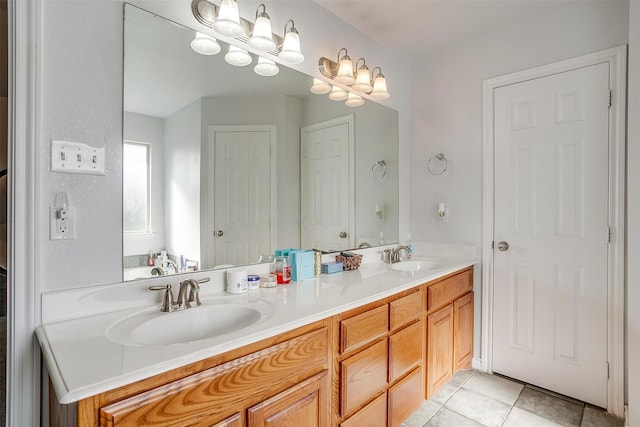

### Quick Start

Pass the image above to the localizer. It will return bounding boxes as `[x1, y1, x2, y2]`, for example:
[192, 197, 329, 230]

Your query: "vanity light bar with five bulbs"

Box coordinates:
[311, 48, 390, 107]
[190, 0, 304, 77]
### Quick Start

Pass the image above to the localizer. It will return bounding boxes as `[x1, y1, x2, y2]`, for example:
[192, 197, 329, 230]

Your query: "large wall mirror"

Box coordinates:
[123, 4, 399, 281]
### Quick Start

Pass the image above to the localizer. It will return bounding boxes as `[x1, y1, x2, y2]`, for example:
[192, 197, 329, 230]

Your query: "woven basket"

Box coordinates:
[335, 254, 363, 271]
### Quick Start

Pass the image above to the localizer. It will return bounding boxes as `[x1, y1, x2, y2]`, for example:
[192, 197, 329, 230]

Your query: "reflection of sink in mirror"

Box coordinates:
[123, 266, 156, 281]
[391, 258, 450, 272]
[107, 298, 274, 346]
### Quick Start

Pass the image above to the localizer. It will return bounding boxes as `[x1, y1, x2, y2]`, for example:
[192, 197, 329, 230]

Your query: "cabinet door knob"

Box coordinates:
[497, 241, 509, 251]
[339, 231, 347, 239]
[215, 230, 224, 237]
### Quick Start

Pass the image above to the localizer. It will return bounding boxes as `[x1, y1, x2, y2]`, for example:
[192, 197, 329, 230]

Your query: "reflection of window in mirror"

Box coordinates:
[123, 141, 151, 234]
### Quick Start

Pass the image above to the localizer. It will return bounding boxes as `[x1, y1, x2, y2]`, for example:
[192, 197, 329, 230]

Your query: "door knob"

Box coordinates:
[339, 231, 347, 239]
[497, 241, 509, 251]
[215, 230, 224, 237]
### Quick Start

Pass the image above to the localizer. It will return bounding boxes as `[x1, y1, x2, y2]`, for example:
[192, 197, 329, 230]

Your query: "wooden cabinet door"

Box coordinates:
[388, 320, 422, 383]
[212, 413, 242, 427]
[248, 371, 328, 427]
[388, 367, 422, 427]
[341, 339, 388, 417]
[339, 393, 387, 427]
[427, 304, 454, 398]
[454, 292, 474, 372]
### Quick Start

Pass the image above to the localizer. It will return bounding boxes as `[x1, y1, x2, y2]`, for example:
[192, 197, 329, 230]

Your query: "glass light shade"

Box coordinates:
[335, 55, 355, 85]
[190, 32, 221, 55]
[352, 66, 373, 93]
[248, 15, 276, 52]
[345, 92, 364, 107]
[370, 74, 390, 99]
[328, 86, 348, 101]
[254, 57, 279, 76]
[310, 78, 331, 94]
[214, 0, 244, 37]
[278, 29, 304, 64]
[225, 45, 252, 66]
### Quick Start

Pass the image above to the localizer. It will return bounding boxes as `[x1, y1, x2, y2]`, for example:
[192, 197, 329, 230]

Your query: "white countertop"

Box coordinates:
[37, 248, 476, 405]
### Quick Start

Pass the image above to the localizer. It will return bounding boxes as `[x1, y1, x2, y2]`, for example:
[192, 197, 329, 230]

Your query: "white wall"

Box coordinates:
[164, 99, 202, 264]
[409, 0, 629, 362]
[123, 112, 165, 257]
[626, 1, 640, 424]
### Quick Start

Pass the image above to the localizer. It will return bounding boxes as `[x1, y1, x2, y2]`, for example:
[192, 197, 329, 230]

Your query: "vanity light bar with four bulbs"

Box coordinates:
[311, 48, 390, 107]
[190, 0, 304, 77]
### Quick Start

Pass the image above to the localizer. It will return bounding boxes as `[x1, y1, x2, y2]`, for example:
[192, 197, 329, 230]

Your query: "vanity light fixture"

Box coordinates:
[225, 45, 252, 66]
[310, 78, 331, 94]
[191, 32, 222, 55]
[370, 67, 390, 99]
[214, 0, 245, 37]
[278, 20, 304, 64]
[314, 48, 390, 107]
[254, 56, 279, 76]
[248, 4, 276, 52]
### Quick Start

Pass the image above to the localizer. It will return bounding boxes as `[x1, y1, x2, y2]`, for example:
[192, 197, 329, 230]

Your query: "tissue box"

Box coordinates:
[321, 262, 344, 274]
[291, 250, 315, 281]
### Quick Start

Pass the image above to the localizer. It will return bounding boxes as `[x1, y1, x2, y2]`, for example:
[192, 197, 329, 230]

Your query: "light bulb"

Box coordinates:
[335, 54, 355, 85]
[225, 45, 252, 67]
[278, 22, 304, 64]
[214, 0, 244, 37]
[345, 92, 364, 107]
[370, 71, 390, 99]
[352, 65, 373, 93]
[328, 86, 348, 101]
[254, 57, 279, 76]
[248, 6, 276, 52]
[310, 78, 331, 94]
[190, 32, 221, 56]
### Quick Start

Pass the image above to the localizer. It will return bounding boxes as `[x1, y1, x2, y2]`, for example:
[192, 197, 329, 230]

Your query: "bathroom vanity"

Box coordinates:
[38, 256, 474, 426]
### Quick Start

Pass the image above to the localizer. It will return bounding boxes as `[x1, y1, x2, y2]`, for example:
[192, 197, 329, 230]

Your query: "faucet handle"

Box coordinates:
[149, 284, 175, 312]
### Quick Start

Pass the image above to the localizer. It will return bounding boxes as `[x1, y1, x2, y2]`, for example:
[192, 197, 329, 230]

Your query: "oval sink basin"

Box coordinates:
[391, 258, 450, 272]
[107, 298, 274, 346]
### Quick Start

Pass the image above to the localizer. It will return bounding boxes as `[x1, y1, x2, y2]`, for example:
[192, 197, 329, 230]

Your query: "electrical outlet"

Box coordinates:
[51, 140, 106, 175]
[50, 207, 75, 240]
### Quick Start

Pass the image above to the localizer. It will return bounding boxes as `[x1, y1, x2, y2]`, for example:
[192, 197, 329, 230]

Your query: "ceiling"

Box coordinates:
[315, 0, 581, 60]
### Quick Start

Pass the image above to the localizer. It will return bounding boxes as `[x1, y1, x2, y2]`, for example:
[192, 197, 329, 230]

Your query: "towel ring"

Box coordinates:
[371, 160, 387, 180]
[427, 153, 448, 176]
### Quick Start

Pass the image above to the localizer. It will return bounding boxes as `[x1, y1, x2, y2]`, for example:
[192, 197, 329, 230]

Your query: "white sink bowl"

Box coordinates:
[106, 298, 274, 346]
[391, 258, 450, 272]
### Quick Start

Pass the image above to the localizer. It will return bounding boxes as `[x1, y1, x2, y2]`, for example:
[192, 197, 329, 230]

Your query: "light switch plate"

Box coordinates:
[51, 140, 106, 175]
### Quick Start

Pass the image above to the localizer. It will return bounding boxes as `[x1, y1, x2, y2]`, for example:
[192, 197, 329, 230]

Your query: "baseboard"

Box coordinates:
[624, 404, 629, 427]
[472, 357, 483, 370]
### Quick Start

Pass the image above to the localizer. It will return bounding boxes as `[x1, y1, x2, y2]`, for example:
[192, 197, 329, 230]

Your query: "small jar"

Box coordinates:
[274, 256, 291, 284]
[260, 274, 277, 288]
[247, 274, 260, 290]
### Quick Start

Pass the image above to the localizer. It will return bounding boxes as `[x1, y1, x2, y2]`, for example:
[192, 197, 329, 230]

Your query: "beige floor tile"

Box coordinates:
[445, 388, 511, 427]
[515, 386, 584, 427]
[581, 406, 624, 427]
[425, 407, 484, 427]
[462, 371, 524, 405]
[503, 407, 564, 427]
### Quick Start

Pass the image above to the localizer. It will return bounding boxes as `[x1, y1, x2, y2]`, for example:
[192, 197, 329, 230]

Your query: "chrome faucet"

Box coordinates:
[392, 245, 412, 262]
[149, 277, 210, 312]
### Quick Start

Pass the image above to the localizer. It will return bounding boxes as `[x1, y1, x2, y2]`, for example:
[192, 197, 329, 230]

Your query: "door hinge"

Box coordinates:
[608, 90, 612, 108]
[607, 226, 612, 244]
[606, 362, 610, 379]
[491, 241, 495, 250]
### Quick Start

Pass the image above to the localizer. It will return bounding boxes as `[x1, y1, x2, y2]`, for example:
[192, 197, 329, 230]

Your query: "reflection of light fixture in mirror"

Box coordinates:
[328, 85, 348, 101]
[214, 0, 244, 37]
[278, 20, 304, 64]
[310, 78, 331, 94]
[335, 48, 355, 85]
[248, 4, 276, 52]
[254, 56, 279, 76]
[191, 32, 221, 55]
[345, 92, 364, 107]
[352, 58, 373, 93]
[370, 67, 390, 99]
[225, 45, 252, 66]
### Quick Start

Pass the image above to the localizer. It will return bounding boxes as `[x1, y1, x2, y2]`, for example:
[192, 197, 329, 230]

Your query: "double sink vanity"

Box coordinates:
[37, 247, 476, 426]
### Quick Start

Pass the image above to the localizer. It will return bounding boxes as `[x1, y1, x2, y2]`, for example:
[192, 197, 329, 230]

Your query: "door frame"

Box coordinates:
[300, 114, 355, 249]
[204, 125, 277, 268]
[481, 46, 626, 416]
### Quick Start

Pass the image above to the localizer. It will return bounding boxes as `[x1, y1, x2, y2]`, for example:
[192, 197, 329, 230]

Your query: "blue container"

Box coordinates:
[321, 262, 344, 274]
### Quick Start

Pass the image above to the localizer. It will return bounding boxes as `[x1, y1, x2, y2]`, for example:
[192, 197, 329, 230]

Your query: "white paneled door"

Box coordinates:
[492, 63, 610, 407]
[211, 127, 273, 267]
[301, 116, 354, 251]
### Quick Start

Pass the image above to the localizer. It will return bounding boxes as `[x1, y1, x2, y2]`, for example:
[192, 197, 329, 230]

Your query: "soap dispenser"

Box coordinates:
[404, 234, 414, 255]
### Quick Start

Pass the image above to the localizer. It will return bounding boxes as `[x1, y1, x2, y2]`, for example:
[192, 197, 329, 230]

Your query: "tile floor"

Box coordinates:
[402, 370, 624, 427]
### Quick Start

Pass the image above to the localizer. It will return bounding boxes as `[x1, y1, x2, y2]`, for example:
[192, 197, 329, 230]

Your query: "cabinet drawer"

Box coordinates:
[389, 321, 422, 383]
[388, 367, 422, 427]
[340, 305, 388, 354]
[389, 291, 422, 331]
[212, 413, 241, 427]
[339, 393, 387, 427]
[427, 269, 472, 311]
[341, 339, 388, 417]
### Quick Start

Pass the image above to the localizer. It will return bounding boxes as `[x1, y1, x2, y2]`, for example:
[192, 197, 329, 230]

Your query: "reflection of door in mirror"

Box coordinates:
[301, 116, 354, 251]
[205, 126, 275, 268]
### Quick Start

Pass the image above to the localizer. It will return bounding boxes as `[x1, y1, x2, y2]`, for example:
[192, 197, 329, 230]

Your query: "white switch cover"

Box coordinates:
[50, 207, 75, 240]
[51, 140, 105, 175]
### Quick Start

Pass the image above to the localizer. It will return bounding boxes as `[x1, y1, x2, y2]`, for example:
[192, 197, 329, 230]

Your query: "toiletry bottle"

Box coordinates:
[404, 234, 414, 256]
[148, 250, 154, 266]
[378, 232, 385, 245]
[274, 256, 291, 284]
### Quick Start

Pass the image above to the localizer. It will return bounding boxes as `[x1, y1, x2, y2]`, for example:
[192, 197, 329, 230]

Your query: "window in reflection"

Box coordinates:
[123, 141, 151, 234]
